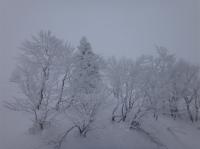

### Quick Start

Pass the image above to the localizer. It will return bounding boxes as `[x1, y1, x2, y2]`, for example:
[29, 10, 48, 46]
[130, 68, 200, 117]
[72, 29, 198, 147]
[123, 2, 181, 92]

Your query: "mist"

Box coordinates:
[0, 1, 200, 149]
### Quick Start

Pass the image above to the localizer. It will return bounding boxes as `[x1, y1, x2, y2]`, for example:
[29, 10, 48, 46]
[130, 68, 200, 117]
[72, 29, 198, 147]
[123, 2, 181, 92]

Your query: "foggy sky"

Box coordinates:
[0, 0, 200, 102]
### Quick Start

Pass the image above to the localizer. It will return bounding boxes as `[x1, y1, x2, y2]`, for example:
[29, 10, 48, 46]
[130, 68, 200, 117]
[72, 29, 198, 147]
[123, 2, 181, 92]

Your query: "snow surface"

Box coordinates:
[1, 103, 200, 149]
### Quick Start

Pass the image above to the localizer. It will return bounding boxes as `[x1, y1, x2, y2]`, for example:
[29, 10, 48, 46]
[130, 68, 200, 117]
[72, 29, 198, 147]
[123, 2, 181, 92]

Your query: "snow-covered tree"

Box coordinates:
[135, 47, 176, 120]
[171, 60, 200, 122]
[151, 47, 176, 119]
[107, 47, 178, 124]
[68, 37, 105, 137]
[5, 31, 74, 132]
[54, 42, 74, 111]
[107, 57, 148, 123]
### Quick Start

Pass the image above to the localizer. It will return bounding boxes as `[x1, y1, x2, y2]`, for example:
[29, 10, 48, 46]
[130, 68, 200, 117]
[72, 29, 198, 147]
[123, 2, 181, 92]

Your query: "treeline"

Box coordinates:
[107, 48, 200, 124]
[5, 31, 200, 149]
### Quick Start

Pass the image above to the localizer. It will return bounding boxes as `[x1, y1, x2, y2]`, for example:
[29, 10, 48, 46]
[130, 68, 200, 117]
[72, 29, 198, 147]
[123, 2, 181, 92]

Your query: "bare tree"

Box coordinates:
[54, 42, 74, 111]
[5, 31, 73, 132]
[107, 57, 146, 122]
[193, 82, 200, 121]
[172, 60, 200, 122]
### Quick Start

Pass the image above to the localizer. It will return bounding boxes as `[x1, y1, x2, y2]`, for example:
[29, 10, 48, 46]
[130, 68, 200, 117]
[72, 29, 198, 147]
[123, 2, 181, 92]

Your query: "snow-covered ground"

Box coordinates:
[1, 104, 200, 149]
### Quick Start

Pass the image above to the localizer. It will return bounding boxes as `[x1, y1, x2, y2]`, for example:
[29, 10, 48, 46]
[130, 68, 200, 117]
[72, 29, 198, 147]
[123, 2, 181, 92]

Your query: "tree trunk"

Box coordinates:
[122, 115, 126, 122]
[79, 129, 87, 137]
[112, 102, 119, 122]
[186, 104, 194, 122]
[194, 94, 199, 122]
[78, 126, 88, 138]
[56, 73, 68, 111]
[195, 108, 199, 122]
[39, 122, 44, 130]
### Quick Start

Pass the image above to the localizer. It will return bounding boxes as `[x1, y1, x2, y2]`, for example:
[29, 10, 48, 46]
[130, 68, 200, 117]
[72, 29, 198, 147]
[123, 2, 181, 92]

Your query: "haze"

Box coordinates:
[1, 1, 200, 149]
[0, 0, 200, 110]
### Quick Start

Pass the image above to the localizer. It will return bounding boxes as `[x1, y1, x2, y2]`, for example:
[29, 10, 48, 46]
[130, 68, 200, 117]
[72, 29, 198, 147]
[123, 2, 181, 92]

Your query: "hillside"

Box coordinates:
[1, 105, 200, 149]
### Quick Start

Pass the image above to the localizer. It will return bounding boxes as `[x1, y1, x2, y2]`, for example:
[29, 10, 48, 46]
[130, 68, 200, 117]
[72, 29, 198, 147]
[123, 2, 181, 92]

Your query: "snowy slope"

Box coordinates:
[1, 104, 200, 149]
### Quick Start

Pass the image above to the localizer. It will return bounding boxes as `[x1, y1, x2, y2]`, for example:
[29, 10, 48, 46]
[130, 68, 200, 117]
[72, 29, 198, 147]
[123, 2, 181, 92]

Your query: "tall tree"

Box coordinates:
[5, 31, 73, 132]
[71, 37, 101, 95]
[68, 37, 104, 137]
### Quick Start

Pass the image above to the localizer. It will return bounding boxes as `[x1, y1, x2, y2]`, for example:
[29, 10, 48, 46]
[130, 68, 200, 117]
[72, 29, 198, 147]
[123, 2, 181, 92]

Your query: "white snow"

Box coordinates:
[1, 103, 200, 149]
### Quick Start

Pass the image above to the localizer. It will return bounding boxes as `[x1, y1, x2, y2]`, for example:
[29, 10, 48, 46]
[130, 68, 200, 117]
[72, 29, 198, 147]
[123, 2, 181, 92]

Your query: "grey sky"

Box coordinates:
[0, 0, 200, 101]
